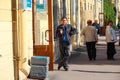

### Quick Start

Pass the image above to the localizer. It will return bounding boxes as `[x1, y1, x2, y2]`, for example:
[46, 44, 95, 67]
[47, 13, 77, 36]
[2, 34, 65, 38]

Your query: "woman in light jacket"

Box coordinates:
[106, 20, 117, 60]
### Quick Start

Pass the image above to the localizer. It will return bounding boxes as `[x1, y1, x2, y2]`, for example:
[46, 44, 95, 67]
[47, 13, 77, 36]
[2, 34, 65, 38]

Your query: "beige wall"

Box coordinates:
[0, 0, 14, 80]
[81, 0, 102, 26]
[81, 0, 94, 26]
[0, 0, 103, 79]
[0, 0, 33, 80]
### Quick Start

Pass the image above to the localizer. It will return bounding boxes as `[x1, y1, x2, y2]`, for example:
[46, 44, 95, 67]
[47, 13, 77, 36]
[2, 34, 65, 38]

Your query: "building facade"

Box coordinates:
[0, 0, 54, 80]
[0, 0, 33, 80]
[0, 0, 103, 80]
[0, 0, 14, 80]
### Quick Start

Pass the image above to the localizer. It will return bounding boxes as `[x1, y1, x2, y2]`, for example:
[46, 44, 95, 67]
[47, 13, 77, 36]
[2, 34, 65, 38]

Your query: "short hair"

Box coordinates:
[108, 20, 113, 24]
[61, 16, 67, 21]
[87, 20, 92, 25]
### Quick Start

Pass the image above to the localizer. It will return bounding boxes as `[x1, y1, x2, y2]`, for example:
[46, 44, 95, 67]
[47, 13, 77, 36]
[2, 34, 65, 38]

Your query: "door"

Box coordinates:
[99, 13, 105, 35]
[33, 0, 53, 70]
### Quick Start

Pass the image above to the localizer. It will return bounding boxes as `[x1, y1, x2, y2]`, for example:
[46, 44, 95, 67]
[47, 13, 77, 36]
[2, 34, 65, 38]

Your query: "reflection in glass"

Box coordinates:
[35, 0, 49, 45]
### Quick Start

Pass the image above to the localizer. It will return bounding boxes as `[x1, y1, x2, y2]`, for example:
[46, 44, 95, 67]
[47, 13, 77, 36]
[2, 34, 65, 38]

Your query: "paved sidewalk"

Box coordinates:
[47, 36, 120, 80]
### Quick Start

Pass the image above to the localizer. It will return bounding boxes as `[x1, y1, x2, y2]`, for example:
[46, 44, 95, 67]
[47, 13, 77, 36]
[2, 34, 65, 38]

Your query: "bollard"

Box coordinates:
[28, 56, 49, 80]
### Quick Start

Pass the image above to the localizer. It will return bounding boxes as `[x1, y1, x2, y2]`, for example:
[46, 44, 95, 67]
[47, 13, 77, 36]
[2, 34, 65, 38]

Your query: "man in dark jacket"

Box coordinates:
[92, 19, 100, 34]
[56, 17, 78, 71]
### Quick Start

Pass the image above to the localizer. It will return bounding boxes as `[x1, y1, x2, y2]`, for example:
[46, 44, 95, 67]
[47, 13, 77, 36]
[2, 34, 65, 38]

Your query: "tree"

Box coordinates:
[104, 0, 116, 27]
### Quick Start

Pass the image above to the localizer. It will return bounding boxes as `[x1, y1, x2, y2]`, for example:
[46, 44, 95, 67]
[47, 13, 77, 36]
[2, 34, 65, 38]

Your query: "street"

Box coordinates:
[47, 36, 120, 80]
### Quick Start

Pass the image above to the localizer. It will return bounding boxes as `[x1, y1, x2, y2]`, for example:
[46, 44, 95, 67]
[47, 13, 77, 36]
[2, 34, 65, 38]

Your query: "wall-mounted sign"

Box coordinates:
[36, 4, 44, 10]
[36, 0, 48, 12]
[36, 0, 44, 11]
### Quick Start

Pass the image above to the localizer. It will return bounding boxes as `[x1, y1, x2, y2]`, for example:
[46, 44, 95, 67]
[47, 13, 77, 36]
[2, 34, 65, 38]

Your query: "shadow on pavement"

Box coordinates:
[69, 44, 120, 65]
[72, 69, 120, 74]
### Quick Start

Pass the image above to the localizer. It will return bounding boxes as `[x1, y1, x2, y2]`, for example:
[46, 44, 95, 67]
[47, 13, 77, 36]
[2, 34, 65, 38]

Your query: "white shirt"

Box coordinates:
[106, 25, 117, 42]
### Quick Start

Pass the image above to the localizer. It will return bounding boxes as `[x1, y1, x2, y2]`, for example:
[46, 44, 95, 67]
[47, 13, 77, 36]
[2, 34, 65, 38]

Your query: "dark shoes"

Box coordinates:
[107, 58, 115, 60]
[89, 58, 96, 61]
[93, 58, 96, 60]
[58, 66, 69, 71]
[63, 66, 68, 71]
[58, 66, 62, 70]
[89, 59, 92, 61]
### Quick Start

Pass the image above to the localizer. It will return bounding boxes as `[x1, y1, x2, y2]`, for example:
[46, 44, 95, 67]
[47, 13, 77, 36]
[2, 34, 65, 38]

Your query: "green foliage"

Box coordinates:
[104, 0, 116, 27]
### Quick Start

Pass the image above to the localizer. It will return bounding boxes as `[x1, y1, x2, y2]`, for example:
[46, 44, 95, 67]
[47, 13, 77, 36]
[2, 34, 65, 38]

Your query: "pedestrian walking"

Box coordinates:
[92, 19, 101, 35]
[81, 20, 98, 61]
[56, 16, 78, 71]
[106, 20, 117, 60]
[117, 19, 120, 30]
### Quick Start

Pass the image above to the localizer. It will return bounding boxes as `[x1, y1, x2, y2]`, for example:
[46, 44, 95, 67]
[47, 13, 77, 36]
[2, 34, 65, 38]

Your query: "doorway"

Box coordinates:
[33, 0, 54, 70]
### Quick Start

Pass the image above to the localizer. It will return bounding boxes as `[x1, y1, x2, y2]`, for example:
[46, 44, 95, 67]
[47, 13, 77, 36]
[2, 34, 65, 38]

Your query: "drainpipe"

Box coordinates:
[11, 0, 19, 80]
[32, 0, 36, 45]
